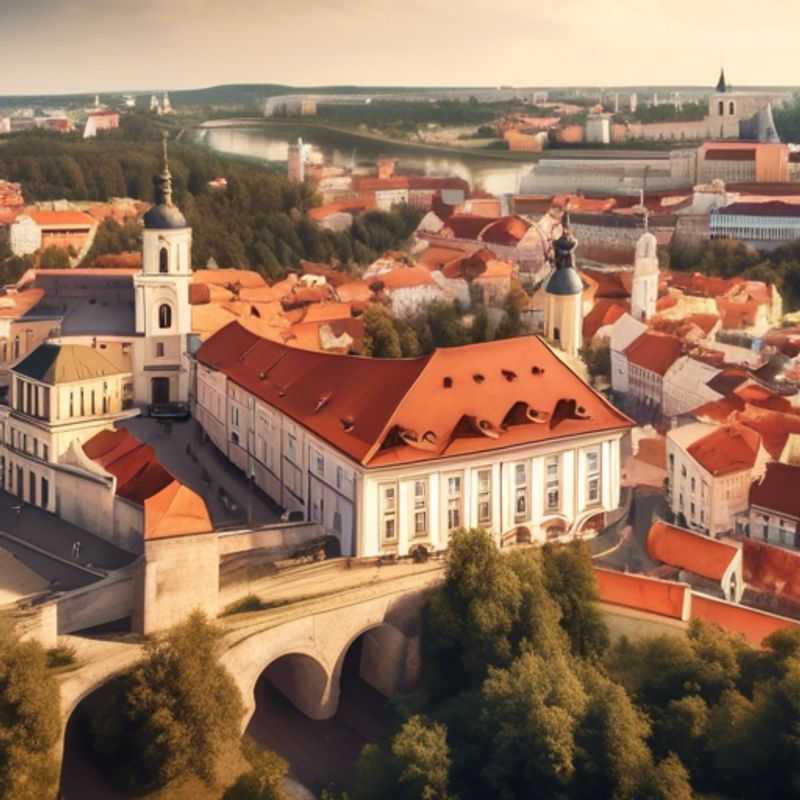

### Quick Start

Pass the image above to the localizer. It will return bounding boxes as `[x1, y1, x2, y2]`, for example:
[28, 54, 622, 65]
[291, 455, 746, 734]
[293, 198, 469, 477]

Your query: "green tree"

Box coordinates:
[224, 739, 288, 800]
[541, 542, 609, 660]
[0, 619, 61, 800]
[89, 612, 244, 793]
[363, 305, 402, 358]
[391, 715, 453, 800]
[581, 343, 611, 380]
[39, 245, 71, 268]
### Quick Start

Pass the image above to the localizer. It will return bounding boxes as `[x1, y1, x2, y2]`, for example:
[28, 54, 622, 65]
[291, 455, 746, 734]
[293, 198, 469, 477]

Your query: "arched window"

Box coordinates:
[158, 304, 172, 329]
[718, 100, 724, 116]
[729, 101, 735, 116]
[159, 247, 169, 274]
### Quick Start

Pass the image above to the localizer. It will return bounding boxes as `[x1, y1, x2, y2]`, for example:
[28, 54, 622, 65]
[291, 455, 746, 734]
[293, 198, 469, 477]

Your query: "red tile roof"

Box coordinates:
[446, 214, 502, 241]
[624, 332, 683, 376]
[583, 299, 628, 340]
[687, 423, 762, 476]
[196, 322, 632, 468]
[720, 201, 800, 218]
[370, 266, 436, 290]
[743, 539, 800, 605]
[25, 210, 95, 227]
[691, 593, 800, 648]
[647, 521, 738, 581]
[705, 148, 756, 161]
[594, 567, 687, 619]
[733, 406, 800, 460]
[352, 177, 409, 192]
[749, 462, 800, 519]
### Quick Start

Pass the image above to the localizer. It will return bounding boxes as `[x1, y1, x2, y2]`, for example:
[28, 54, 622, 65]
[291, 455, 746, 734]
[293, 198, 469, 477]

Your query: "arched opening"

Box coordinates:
[729, 101, 735, 116]
[247, 628, 401, 794]
[59, 678, 129, 800]
[158, 303, 172, 329]
[159, 246, 169, 273]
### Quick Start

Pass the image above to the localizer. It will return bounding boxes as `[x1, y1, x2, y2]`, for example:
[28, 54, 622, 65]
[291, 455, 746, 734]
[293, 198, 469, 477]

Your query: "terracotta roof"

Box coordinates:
[196, 322, 632, 468]
[635, 436, 667, 470]
[82, 428, 211, 540]
[479, 216, 531, 246]
[14, 343, 129, 385]
[647, 521, 738, 581]
[193, 269, 267, 289]
[594, 567, 687, 619]
[705, 148, 756, 161]
[750, 462, 800, 519]
[299, 302, 352, 324]
[25, 209, 95, 227]
[707, 368, 750, 396]
[733, 406, 800, 460]
[624, 332, 683, 376]
[352, 177, 409, 192]
[583, 299, 628, 340]
[416, 245, 472, 271]
[581, 269, 631, 300]
[407, 176, 469, 192]
[686, 423, 762, 476]
[370, 266, 436, 290]
[335, 280, 373, 304]
[0, 287, 45, 319]
[691, 593, 800, 648]
[743, 539, 800, 605]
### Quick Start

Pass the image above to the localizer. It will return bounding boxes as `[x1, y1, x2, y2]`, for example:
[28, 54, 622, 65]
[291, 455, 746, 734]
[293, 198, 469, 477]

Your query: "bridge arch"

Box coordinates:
[254, 649, 333, 721]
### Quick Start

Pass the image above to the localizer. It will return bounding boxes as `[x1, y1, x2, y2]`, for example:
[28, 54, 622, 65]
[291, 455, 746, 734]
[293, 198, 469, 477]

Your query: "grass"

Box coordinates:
[222, 594, 270, 615]
[46, 644, 77, 669]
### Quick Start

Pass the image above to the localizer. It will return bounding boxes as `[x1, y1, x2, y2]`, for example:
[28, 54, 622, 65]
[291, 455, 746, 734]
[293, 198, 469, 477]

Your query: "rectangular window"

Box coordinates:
[41, 477, 49, 509]
[446, 475, 462, 532]
[586, 448, 601, 505]
[413, 479, 427, 537]
[380, 484, 397, 542]
[156, 342, 165, 358]
[287, 433, 297, 462]
[42, 444, 48, 462]
[691, 477, 696, 493]
[231, 430, 240, 446]
[314, 449, 324, 476]
[336, 466, 344, 490]
[546, 455, 560, 512]
[477, 468, 492, 526]
[514, 462, 528, 523]
[232, 406, 239, 427]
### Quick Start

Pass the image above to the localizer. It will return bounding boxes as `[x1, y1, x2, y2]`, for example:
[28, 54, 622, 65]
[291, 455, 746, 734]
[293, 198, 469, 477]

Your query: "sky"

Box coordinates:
[1, 0, 797, 95]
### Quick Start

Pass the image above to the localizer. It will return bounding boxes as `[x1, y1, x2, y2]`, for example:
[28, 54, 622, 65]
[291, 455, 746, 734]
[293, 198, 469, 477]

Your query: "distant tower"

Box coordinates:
[287, 138, 305, 182]
[614, 93, 620, 113]
[544, 215, 583, 357]
[631, 222, 659, 322]
[630, 92, 638, 113]
[162, 92, 173, 114]
[150, 94, 161, 114]
[716, 68, 728, 93]
[94, 94, 100, 108]
[133, 133, 193, 405]
[652, 92, 659, 108]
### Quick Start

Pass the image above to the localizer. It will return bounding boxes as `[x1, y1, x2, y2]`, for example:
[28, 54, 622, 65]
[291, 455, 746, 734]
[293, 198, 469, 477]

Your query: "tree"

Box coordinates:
[0, 620, 61, 800]
[541, 542, 609, 660]
[88, 612, 244, 793]
[581, 342, 611, 381]
[39, 245, 71, 268]
[363, 305, 402, 358]
[391, 715, 452, 800]
[224, 739, 288, 800]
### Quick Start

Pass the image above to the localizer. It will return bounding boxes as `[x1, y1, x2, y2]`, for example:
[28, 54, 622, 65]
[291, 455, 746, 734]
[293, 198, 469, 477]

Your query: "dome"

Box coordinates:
[545, 265, 583, 295]
[144, 203, 187, 230]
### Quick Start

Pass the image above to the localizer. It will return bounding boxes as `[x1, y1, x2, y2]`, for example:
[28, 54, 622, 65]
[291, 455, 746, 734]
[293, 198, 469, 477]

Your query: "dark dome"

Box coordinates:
[545, 266, 583, 295]
[144, 203, 187, 230]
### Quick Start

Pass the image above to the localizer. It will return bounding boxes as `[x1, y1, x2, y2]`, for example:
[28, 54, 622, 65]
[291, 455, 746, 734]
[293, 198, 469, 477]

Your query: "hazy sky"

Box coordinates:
[1, 0, 796, 95]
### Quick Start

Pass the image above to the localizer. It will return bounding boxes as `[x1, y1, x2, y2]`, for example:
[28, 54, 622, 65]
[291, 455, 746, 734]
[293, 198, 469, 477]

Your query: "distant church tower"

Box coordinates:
[133, 133, 193, 405]
[544, 217, 583, 357]
[631, 225, 659, 322]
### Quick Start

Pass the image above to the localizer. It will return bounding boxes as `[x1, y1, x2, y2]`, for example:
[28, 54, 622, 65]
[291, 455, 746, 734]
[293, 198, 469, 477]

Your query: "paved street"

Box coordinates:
[120, 417, 281, 529]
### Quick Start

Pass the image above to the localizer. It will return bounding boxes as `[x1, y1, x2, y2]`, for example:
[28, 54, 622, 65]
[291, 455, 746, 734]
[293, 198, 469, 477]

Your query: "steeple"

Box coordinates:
[155, 131, 174, 207]
[716, 68, 728, 94]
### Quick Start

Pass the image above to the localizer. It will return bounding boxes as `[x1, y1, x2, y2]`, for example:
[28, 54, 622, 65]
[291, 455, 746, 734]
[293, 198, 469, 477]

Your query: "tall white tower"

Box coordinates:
[133, 133, 193, 406]
[631, 226, 659, 322]
[544, 220, 584, 357]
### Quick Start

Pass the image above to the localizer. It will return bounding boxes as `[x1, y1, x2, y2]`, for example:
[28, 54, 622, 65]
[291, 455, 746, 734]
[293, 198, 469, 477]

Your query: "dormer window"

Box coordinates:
[158, 304, 172, 329]
[159, 247, 169, 273]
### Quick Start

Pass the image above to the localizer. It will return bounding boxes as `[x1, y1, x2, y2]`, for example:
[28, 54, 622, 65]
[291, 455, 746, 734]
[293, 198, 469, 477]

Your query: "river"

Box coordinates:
[193, 120, 537, 195]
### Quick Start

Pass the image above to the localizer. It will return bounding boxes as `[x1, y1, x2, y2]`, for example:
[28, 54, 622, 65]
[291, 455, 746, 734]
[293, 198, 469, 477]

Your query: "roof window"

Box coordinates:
[473, 373, 485, 384]
[443, 376, 453, 388]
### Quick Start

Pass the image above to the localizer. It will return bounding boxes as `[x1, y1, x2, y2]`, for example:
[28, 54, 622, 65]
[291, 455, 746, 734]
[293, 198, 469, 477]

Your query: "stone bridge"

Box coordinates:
[57, 561, 444, 772]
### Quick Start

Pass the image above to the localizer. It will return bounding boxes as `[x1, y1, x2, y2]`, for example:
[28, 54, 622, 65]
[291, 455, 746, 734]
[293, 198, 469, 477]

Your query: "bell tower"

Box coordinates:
[631, 219, 659, 322]
[133, 132, 193, 406]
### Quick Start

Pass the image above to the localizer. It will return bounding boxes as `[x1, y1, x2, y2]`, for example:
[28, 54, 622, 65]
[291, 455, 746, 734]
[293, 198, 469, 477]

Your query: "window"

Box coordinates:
[29, 472, 36, 506]
[159, 247, 169, 273]
[690, 477, 696, 493]
[380, 484, 397, 542]
[477, 468, 492, 526]
[13, 336, 19, 360]
[668, 453, 674, 471]
[336, 466, 344, 490]
[514, 462, 529, 523]
[586, 448, 601, 505]
[91, 390, 96, 415]
[314, 449, 324, 475]
[681, 465, 687, 478]
[158, 304, 172, 329]
[231, 406, 239, 427]
[413, 479, 427, 537]
[80, 388, 85, 416]
[156, 342, 165, 358]
[42, 444, 48, 462]
[287, 433, 297, 462]
[231, 430, 240, 446]
[446, 475, 462, 532]
[546, 455, 560, 512]
[690, 502, 696, 518]
[41, 477, 49, 509]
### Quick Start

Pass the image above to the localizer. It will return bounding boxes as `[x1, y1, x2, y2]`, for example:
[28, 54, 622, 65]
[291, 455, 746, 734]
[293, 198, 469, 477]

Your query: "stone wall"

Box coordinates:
[56, 568, 136, 634]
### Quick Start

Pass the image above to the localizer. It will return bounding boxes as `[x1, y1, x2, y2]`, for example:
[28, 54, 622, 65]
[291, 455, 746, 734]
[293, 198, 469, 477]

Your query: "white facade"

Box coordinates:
[9, 215, 42, 257]
[375, 188, 409, 211]
[194, 363, 626, 558]
[132, 224, 193, 404]
[631, 231, 659, 322]
[544, 291, 582, 358]
[609, 314, 647, 395]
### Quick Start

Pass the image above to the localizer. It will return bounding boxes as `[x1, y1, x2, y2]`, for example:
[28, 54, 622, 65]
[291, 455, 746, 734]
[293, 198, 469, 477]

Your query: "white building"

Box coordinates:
[662, 356, 722, 418]
[132, 135, 193, 405]
[630, 230, 659, 322]
[585, 114, 611, 145]
[9, 215, 42, 256]
[543, 226, 583, 357]
[194, 323, 632, 558]
[609, 313, 647, 395]
[667, 421, 768, 536]
[742, 462, 800, 549]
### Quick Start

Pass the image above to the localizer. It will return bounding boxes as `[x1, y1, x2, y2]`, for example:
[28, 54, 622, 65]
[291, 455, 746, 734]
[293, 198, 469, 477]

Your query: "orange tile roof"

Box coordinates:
[687, 423, 762, 476]
[26, 209, 95, 227]
[743, 538, 800, 605]
[300, 302, 352, 324]
[594, 567, 687, 619]
[197, 322, 632, 468]
[583, 299, 628, 340]
[336, 280, 373, 304]
[749, 462, 800, 520]
[417, 244, 473, 271]
[0, 287, 45, 319]
[581, 269, 630, 300]
[83, 428, 211, 540]
[732, 406, 800, 460]
[647, 521, 738, 581]
[691, 594, 800, 648]
[193, 269, 267, 289]
[624, 332, 683, 376]
[370, 266, 436, 290]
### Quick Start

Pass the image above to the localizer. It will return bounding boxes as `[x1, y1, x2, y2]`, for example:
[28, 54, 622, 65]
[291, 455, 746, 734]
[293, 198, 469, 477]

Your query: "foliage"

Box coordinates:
[223, 738, 288, 800]
[626, 101, 707, 124]
[0, 619, 61, 800]
[38, 245, 71, 268]
[774, 93, 800, 143]
[224, 594, 269, 615]
[580, 342, 611, 380]
[84, 218, 143, 264]
[87, 611, 244, 793]
[46, 643, 77, 669]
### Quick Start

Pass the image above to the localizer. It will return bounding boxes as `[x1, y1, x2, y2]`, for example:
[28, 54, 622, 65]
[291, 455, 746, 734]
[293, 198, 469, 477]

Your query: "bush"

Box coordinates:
[224, 594, 269, 615]
[224, 738, 288, 800]
[0, 619, 61, 800]
[46, 643, 77, 669]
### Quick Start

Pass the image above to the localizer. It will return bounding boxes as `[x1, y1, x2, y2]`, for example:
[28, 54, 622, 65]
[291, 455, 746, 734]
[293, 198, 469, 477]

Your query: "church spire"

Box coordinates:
[154, 130, 174, 207]
[716, 68, 728, 94]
